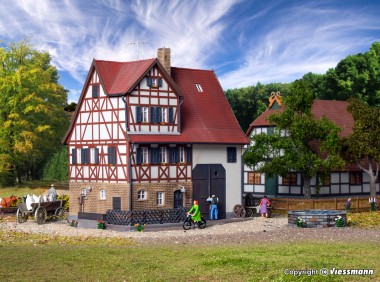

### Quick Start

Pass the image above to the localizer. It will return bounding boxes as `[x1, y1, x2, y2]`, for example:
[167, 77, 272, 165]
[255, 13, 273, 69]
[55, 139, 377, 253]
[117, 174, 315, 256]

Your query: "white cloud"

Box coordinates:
[0, 0, 380, 100]
[0, 0, 238, 93]
[218, 1, 380, 89]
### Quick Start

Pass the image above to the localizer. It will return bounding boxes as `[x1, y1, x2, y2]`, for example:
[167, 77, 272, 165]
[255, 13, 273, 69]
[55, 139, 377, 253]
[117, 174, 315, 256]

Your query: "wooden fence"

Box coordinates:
[270, 196, 379, 213]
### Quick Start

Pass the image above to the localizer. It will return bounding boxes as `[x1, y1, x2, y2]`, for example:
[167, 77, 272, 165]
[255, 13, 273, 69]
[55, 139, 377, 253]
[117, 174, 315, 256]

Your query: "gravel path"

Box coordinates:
[1, 216, 380, 246]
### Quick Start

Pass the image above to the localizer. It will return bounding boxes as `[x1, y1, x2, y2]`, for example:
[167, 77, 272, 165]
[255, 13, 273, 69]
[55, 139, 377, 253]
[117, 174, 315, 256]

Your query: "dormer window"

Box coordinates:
[147, 77, 163, 88]
[195, 84, 203, 92]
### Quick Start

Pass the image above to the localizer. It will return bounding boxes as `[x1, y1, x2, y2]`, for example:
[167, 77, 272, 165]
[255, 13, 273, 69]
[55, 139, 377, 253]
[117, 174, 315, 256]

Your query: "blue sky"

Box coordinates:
[1, 0, 380, 103]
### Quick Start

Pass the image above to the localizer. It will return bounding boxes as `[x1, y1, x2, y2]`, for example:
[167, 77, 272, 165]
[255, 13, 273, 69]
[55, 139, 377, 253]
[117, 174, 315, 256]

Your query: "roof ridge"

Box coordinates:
[95, 58, 156, 64]
[172, 66, 213, 72]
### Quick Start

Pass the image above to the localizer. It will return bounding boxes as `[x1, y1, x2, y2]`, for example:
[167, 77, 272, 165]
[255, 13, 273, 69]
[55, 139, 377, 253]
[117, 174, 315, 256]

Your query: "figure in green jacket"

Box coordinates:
[188, 200, 201, 223]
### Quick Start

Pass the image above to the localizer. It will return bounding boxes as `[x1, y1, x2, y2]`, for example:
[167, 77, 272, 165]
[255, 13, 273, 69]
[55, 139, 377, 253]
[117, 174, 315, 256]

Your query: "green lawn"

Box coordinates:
[0, 231, 378, 282]
[0, 181, 53, 197]
[1, 184, 379, 281]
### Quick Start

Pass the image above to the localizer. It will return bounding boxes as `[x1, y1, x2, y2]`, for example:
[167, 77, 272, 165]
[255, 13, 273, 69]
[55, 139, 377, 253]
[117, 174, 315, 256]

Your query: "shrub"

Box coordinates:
[57, 195, 70, 211]
[0, 171, 15, 187]
[43, 147, 68, 181]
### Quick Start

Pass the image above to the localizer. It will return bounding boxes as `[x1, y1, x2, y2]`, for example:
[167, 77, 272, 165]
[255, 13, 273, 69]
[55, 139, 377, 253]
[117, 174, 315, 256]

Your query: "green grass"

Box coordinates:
[0, 180, 68, 197]
[0, 231, 378, 282]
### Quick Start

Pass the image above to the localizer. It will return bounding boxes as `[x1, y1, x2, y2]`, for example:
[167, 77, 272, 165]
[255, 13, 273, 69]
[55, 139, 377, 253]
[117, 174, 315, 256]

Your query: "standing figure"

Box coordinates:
[47, 184, 57, 202]
[259, 195, 271, 218]
[207, 194, 219, 220]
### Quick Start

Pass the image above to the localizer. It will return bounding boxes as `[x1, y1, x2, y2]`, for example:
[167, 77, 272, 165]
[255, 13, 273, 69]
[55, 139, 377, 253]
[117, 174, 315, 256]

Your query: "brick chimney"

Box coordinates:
[157, 48, 171, 76]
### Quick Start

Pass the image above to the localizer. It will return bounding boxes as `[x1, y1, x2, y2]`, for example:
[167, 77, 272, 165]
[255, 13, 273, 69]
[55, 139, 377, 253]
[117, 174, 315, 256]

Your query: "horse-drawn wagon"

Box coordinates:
[16, 196, 67, 224]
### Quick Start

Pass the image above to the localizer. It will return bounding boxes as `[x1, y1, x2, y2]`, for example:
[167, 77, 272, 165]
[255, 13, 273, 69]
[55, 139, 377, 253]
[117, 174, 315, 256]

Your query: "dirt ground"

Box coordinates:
[1, 215, 380, 246]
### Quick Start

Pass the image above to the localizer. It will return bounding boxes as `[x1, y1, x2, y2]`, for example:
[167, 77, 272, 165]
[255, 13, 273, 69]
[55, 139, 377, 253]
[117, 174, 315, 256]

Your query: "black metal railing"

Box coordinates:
[105, 207, 187, 226]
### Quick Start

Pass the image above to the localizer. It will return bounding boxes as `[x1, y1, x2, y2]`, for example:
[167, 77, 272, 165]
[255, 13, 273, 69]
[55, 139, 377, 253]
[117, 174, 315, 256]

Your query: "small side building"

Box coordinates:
[243, 92, 379, 198]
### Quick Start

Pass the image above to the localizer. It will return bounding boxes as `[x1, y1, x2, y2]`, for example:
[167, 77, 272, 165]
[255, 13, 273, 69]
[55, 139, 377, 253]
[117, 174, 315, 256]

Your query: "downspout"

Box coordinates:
[129, 143, 134, 211]
[178, 96, 184, 133]
[241, 145, 246, 205]
[122, 95, 129, 131]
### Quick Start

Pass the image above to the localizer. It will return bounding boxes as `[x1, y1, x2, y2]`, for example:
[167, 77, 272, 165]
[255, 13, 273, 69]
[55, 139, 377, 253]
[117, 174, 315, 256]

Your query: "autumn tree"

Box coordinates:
[0, 39, 69, 184]
[344, 98, 380, 197]
[243, 80, 345, 198]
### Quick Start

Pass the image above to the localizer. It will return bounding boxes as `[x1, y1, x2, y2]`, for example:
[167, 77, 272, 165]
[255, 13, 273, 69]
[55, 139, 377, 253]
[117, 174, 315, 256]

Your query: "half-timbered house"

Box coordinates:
[243, 92, 380, 198]
[63, 48, 249, 218]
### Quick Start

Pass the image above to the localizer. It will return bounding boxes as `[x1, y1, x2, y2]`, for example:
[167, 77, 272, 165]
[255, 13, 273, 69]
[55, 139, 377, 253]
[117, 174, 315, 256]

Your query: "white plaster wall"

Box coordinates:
[192, 144, 243, 215]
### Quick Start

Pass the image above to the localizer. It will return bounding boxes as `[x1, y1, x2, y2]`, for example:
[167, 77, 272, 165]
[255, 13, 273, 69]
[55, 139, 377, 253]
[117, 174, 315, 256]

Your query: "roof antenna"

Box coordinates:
[126, 41, 148, 60]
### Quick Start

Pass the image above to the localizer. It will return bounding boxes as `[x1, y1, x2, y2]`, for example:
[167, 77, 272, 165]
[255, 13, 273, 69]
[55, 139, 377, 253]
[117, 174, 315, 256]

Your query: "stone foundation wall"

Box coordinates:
[69, 181, 193, 215]
[69, 182, 130, 216]
[132, 182, 193, 210]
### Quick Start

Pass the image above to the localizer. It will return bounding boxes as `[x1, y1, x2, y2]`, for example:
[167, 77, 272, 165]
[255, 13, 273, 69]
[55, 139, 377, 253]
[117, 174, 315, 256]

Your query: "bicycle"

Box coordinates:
[183, 214, 206, 230]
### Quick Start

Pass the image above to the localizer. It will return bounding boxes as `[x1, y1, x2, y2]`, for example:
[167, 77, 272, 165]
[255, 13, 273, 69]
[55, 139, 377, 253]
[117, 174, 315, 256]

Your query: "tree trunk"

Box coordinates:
[369, 176, 377, 198]
[359, 157, 378, 198]
[303, 174, 312, 199]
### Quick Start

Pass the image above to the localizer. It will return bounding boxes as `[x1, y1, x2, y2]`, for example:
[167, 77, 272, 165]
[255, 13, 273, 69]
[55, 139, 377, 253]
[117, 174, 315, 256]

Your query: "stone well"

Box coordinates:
[288, 210, 346, 228]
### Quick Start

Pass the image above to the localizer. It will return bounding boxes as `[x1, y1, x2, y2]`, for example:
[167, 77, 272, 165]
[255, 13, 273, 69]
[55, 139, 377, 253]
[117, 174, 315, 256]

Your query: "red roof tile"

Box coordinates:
[247, 100, 354, 138]
[130, 67, 249, 144]
[95, 58, 155, 95]
[63, 59, 249, 145]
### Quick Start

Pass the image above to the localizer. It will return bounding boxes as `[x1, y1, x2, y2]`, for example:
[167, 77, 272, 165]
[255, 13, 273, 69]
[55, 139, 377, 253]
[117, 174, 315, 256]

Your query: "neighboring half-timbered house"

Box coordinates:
[63, 48, 249, 218]
[243, 92, 380, 198]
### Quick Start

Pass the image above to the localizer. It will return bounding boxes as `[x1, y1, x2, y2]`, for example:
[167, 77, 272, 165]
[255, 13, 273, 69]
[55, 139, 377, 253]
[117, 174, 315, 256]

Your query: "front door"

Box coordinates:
[192, 164, 226, 219]
[173, 190, 183, 208]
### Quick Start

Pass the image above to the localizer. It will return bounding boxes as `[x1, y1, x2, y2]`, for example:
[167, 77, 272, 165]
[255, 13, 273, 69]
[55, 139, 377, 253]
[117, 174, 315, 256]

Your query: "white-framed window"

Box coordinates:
[90, 148, 99, 164]
[153, 78, 158, 87]
[100, 189, 106, 200]
[138, 190, 147, 200]
[157, 192, 164, 205]
[195, 83, 203, 92]
[142, 107, 148, 122]
[142, 147, 148, 164]
[160, 147, 167, 163]
[77, 148, 82, 164]
[179, 147, 185, 163]
[161, 107, 167, 123]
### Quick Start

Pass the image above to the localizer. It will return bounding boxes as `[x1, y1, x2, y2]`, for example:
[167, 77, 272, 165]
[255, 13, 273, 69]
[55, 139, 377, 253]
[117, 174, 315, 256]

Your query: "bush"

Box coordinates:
[43, 147, 68, 181]
[57, 194, 70, 211]
[0, 171, 15, 187]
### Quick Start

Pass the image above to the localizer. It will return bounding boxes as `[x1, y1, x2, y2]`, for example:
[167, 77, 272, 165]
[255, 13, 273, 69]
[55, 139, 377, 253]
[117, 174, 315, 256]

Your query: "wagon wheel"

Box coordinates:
[16, 208, 28, 223]
[246, 208, 254, 218]
[35, 207, 47, 224]
[233, 204, 246, 218]
[55, 207, 68, 220]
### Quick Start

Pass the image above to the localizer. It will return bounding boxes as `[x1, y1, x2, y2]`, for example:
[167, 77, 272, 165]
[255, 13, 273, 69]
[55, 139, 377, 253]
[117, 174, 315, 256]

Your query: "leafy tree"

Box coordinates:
[321, 42, 380, 106]
[244, 80, 345, 198]
[300, 72, 327, 99]
[64, 102, 77, 112]
[225, 82, 291, 132]
[344, 98, 380, 197]
[0, 39, 69, 184]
